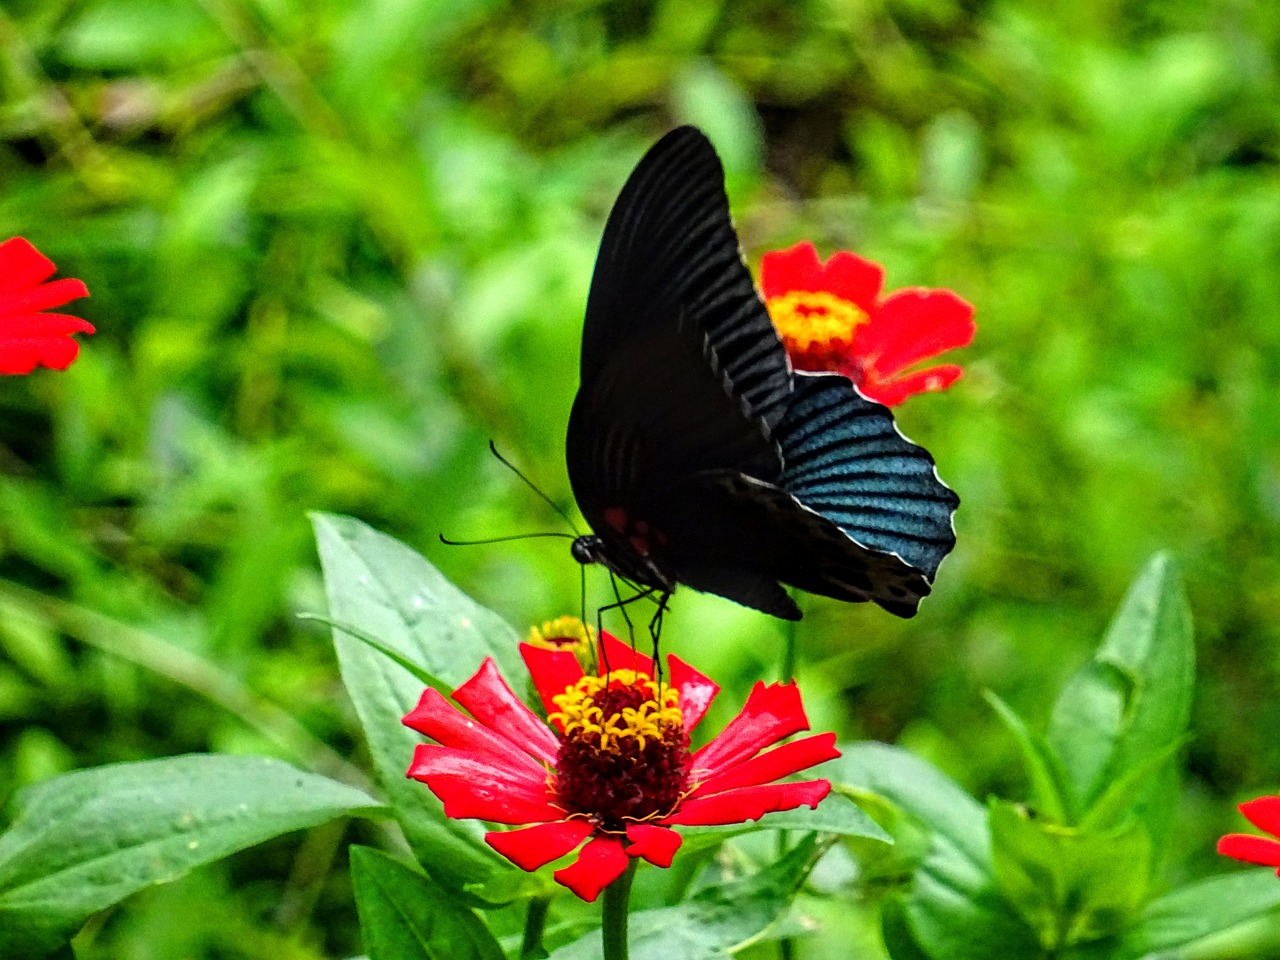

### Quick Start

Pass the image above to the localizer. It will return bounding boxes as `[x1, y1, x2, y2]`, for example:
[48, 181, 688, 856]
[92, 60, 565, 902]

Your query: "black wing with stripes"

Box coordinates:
[777, 372, 958, 579]
[580, 126, 792, 433]
[565, 127, 959, 621]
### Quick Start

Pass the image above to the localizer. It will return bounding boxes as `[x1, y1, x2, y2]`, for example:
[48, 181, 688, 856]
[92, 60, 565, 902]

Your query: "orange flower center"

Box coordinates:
[548, 671, 689, 831]
[766, 290, 869, 376]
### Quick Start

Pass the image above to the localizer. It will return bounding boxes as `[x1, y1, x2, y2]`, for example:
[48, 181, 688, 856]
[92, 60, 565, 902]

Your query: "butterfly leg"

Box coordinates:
[647, 591, 670, 682]
[594, 577, 661, 670]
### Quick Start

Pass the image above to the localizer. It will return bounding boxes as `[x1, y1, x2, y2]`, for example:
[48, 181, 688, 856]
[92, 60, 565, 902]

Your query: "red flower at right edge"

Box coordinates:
[0, 237, 93, 375]
[403, 629, 839, 902]
[1218, 795, 1280, 875]
[761, 241, 974, 406]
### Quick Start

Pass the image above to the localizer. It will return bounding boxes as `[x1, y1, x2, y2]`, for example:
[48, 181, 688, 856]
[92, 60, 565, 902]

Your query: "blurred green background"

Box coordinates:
[2, 0, 1278, 956]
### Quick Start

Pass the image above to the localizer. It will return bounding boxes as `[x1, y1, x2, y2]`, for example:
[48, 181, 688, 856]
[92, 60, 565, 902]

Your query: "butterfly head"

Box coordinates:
[571, 535, 606, 566]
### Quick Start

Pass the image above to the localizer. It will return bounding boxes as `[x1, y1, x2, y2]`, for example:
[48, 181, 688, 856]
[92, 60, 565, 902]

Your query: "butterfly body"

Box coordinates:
[566, 126, 958, 620]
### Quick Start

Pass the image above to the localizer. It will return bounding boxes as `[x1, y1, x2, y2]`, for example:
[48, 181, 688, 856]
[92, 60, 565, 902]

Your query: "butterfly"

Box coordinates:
[566, 126, 959, 621]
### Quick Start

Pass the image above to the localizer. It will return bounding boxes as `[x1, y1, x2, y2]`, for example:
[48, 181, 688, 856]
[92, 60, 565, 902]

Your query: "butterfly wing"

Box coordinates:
[641, 372, 958, 618]
[567, 126, 960, 620]
[568, 126, 792, 547]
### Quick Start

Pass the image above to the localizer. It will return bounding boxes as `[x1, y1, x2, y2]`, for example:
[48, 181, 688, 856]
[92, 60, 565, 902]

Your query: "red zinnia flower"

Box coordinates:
[1218, 795, 1280, 875]
[0, 237, 94, 375]
[761, 241, 975, 406]
[403, 629, 838, 902]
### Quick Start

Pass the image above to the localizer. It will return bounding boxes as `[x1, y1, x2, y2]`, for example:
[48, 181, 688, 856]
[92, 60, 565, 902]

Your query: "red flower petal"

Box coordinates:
[668, 653, 719, 733]
[0, 277, 91, 317]
[451, 658, 560, 765]
[761, 242, 824, 300]
[1240, 796, 1280, 837]
[625, 823, 683, 867]
[402, 684, 546, 775]
[0, 312, 96, 337]
[862, 364, 964, 407]
[0, 238, 93, 375]
[520, 642, 584, 721]
[1218, 833, 1280, 868]
[856, 288, 974, 381]
[688, 681, 810, 781]
[599, 630, 656, 680]
[688, 733, 839, 799]
[487, 820, 594, 871]
[553, 836, 630, 902]
[406, 743, 560, 824]
[0, 336, 82, 375]
[663, 780, 832, 826]
[0, 237, 56, 294]
[817, 251, 885, 314]
[761, 242, 884, 314]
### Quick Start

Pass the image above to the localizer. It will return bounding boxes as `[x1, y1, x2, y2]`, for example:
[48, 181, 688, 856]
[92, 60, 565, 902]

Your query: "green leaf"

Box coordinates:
[1047, 553, 1194, 849]
[983, 690, 1072, 823]
[0, 755, 383, 959]
[828, 744, 1041, 960]
[350, 847, 505, 960]
[312, 513, 526, 889]
[678, 792, 891, 852]
[989, 799, 1150, 950]
[1119, 870, 1280, 958]
[547, 836, 822, 959]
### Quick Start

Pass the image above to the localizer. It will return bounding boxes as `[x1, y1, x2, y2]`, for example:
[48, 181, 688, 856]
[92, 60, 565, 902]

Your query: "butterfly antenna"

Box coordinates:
[439, 532, 575, 547]
[489, 440, 581, 535]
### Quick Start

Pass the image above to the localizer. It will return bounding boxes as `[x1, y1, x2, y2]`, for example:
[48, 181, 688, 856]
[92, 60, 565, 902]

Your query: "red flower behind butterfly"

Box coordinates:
[1218, 795, 1280, 876]
[403, 627, 838, 902]
[762, 241, 974, 406]
[0, 237, 94, 375]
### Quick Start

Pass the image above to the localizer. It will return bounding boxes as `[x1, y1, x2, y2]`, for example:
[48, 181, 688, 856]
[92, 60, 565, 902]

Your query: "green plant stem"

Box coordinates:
[778, 611, 799, 960]
[601, 859, 638, 960]
[521, 894, 552, 960]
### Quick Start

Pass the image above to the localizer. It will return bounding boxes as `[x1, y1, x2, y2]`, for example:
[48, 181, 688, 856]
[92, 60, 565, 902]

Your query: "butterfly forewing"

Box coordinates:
[579, 127, 792, 432]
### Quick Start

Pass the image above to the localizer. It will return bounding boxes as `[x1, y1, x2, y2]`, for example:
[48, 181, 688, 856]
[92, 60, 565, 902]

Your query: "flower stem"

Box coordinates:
[780, 606, 798, 682]
[520, 893, 551, 960]
[601, 859, 638, 960]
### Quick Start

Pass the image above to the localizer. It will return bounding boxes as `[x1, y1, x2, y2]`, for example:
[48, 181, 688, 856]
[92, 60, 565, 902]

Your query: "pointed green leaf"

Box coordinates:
[0, 755, 383, 959]
[1047, 553, 1193, 849]
[989, 800, 1150, 950]
[313, 513, 525, 888]
[350, 847, 505, 960]
[983, 691, 1072, 823]
[827, 744, 1040, 960]
[1119, 869, 1280, 958]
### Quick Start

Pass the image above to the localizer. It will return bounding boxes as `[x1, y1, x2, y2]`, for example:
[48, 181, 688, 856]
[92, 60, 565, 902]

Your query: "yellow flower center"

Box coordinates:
[527, 616, 595, 659]
[549, 670, 682, 751]
[766, 290, 869, 351]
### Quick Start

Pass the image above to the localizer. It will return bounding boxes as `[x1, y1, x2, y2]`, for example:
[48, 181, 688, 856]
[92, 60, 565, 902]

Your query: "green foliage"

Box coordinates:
[351, 847, 505, 960]
[3, 0, 1280, 955]
[314, 512, 522, 890]
[548, 837, 825, 960]
[834, 558, 1280, 960]
[0, 754, 382, 958]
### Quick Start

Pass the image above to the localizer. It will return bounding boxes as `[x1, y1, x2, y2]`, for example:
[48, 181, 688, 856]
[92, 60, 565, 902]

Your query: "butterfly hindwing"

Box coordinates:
[777, 372, 959, 580]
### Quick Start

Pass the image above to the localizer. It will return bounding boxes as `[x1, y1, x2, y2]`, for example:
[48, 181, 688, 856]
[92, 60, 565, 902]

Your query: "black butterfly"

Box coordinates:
[566, 126, 958, 621]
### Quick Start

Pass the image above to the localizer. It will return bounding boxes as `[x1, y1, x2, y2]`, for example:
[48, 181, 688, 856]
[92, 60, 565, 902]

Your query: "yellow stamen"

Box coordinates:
[766, 290, 868, 350]
[548, 670, 682, 752]
[526, 616, 596, 658]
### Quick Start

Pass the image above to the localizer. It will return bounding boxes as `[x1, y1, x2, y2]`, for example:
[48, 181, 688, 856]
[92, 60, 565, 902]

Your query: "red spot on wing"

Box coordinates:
[604, 507, 628, 533]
